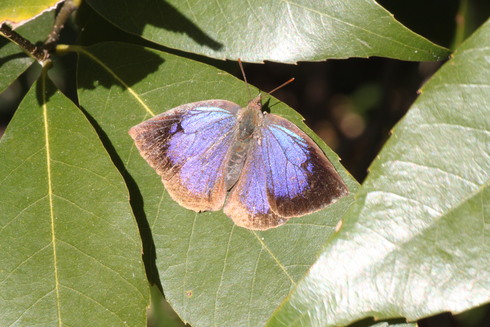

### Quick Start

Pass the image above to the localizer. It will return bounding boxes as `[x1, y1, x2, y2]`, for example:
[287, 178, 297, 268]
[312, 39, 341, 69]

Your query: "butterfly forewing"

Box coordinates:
[129, 100, 241, 211]
[261, 114, 348, 217]
[223, 111, 348, 230]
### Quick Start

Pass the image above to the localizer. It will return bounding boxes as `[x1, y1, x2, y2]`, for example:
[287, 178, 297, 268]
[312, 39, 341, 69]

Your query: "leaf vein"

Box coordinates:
[251, 231, 296, 285]
[42, 71, 62, 326]
[183, 213, 198, 316]
[61, 284, 127, 324]
[0, 195, 47, 233]
[282, 0, 434, 54]
[53, 194, 135, 243]
[213, 224, 235, 325]
[387, 159, 480, 187]
[0, 244, 50, 284]
[60, 240, 146, 300]
[247, 247, 263, 327]
[77, 47, 156, 116]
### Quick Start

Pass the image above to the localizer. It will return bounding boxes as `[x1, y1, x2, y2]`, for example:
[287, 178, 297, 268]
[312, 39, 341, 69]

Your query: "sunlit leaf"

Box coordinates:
[267, 18, 490, 327]
[0, 71, 148, 326]
[76, 42, 358, 326]
[0, 0, 60, 27]
[84, 0, 449, 63]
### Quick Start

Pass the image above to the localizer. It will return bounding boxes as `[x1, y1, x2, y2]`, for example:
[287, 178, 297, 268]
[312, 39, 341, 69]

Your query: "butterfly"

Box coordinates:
[129, 90, 348, 230]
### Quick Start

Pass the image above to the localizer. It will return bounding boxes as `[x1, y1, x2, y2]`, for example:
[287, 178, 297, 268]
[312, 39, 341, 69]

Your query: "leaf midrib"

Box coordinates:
[42, 71, 62, 326]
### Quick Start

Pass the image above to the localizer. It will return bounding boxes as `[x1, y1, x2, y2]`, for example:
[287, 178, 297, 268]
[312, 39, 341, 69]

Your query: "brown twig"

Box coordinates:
[0, 23, 48, 63]
[0, 0, 80, 65]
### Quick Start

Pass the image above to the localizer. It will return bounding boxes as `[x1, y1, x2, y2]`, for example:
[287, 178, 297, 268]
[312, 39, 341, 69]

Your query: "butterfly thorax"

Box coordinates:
[225, 95, 264, 190]
[237, 95, 263, 137]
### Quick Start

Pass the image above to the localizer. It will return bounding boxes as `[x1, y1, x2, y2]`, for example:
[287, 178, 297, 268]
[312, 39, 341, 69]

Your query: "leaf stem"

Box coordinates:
[45, 0, 81, 50]
[452, 0, 469, 49]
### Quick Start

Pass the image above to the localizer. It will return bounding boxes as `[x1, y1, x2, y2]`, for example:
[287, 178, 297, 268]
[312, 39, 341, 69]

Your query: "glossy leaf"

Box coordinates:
[0, 72, 148, 326]
[0, 9, 55, 93]
[370, 323, 415, 327]
[0, 0, 60, 27]
[84, 0, 449, 63]
[267, 18, 490, 327]
[76, 42, 358, 327]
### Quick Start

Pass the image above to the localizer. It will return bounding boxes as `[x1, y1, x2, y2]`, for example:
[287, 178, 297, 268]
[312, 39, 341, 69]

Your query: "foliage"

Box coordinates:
[0, 1, 488, 326]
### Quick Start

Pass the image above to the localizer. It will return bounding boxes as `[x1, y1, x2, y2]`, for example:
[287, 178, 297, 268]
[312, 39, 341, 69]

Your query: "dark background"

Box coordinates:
[1, 1, 489, 326]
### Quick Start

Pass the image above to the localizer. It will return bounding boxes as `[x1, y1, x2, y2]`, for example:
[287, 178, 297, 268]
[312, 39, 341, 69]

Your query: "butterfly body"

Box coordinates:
[129, 95, 348, 230]
[225, 96, 262, 189]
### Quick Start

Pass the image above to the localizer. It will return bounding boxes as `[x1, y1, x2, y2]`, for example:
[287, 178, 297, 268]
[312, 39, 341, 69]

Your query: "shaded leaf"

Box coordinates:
[0, 71, 148, 326]
[85, 0, 449, 63]
[268, 18, 490, 327]
[76, 42, 358, 327]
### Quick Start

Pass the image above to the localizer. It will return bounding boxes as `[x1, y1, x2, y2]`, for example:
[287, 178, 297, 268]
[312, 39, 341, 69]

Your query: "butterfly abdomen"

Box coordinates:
[225, 99, 264, 190]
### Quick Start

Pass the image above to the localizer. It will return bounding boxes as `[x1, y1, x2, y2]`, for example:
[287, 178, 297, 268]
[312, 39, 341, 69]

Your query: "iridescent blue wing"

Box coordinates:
[224, 113, 348, 230]
[261, 114, 349, 217]
[224, 139, 284, 230]
[129, 100, 241, 211]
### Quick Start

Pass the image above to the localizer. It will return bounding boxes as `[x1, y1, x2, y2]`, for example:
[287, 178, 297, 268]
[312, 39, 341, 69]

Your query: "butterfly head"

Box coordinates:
[247, 94, 263, 113]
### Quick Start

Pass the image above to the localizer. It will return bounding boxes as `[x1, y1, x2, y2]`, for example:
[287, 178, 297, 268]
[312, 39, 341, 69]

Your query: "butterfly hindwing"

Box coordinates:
[129, 100, 241, 211]
[224, 136, 286, 230]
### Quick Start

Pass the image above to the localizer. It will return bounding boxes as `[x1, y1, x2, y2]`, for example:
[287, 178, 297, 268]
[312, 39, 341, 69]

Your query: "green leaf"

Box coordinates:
[84, 0, 449, 63]
[0, 0, 61, 27]
[0, 9, 55, 93]
[76, 42, 358, 326]
[0, 71, 148, 326]
[369, 323, 416, 327]
[267, 18, 490, 327]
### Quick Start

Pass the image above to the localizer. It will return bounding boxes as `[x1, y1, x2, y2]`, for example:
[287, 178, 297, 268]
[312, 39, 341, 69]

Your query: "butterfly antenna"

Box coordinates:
[268, 78, 295, 95]
[238, 58, 252, 99]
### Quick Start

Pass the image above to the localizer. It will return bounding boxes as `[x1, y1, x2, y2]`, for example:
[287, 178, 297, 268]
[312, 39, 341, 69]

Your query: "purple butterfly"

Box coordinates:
[129, 95, 348, 230]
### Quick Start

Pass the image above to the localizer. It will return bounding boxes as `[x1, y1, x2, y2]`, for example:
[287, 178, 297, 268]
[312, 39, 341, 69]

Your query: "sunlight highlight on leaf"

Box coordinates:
[267, 18, 490, 327]
[84, 0, 449, 62]
[0, 0, 61, 27]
